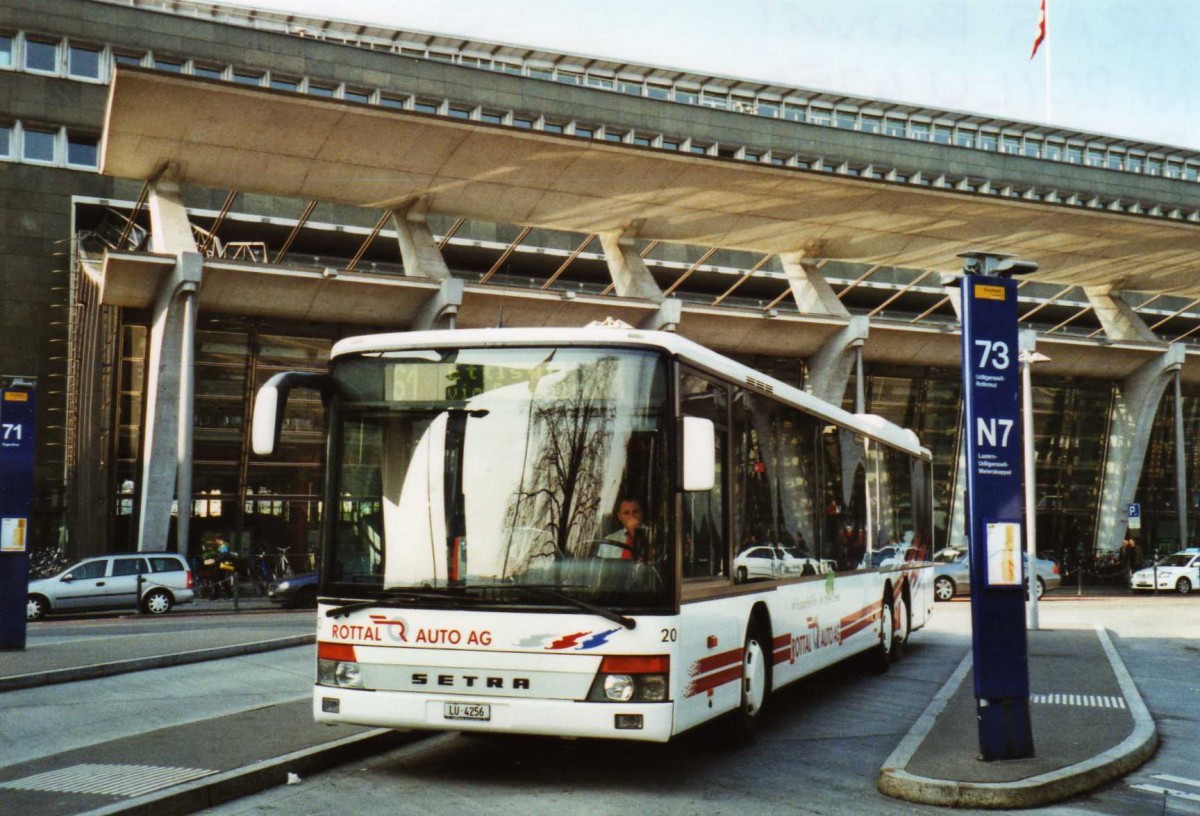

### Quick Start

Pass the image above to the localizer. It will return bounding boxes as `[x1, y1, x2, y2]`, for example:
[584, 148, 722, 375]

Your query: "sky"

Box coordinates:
[233, 0, 1200, 151]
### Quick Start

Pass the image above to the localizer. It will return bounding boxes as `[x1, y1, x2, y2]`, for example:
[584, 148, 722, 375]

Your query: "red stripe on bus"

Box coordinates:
[772, 633, 790, 650]
[684, 664, 743, 697]
[690, 648, 743, 677]
[840, 618, 875, 639]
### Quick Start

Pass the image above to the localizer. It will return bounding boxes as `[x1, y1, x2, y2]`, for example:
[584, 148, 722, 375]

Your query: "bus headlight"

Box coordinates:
[335, 661, 363, 688]
[587, 655, 671, 702]
[603, 674, 635, 701]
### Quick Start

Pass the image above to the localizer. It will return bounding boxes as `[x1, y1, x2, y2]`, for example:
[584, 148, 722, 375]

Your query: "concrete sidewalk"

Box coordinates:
[878, 624, 1157, 809]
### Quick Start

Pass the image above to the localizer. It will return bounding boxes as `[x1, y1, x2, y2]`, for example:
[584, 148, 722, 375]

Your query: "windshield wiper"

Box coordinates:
[504, 584, 636, 630]
[325, 586, 483, 618]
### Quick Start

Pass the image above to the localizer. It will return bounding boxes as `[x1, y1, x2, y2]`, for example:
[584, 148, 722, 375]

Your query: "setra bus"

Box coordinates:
[252, 325, 934, 742]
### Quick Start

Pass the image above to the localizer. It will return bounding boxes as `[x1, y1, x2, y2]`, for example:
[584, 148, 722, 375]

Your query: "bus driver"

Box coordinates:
[602, 497, 654, 564]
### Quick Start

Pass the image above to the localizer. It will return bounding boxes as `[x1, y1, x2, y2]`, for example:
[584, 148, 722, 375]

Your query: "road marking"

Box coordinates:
[1030, 692, 1125, 709]
[1152, 774, 1200, 789]
[0, 763, 216, 798]
[1130, 784, 1200, 803]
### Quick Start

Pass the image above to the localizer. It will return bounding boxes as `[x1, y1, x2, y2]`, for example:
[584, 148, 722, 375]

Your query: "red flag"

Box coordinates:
[1030, 0, 1047, 60]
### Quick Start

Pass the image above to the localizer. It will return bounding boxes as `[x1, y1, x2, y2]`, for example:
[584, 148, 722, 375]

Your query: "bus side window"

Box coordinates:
[680, 371, 727, 580]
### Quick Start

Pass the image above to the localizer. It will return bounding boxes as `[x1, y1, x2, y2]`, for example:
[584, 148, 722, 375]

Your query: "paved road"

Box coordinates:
[200, 596, 1200, 816]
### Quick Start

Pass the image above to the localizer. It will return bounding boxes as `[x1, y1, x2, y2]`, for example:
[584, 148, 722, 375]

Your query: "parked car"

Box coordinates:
[1129, 548, 1200, 595]
[267, 571, 319, 608]
[26, 553, 195, 620]
[932, 547, 1061, 602]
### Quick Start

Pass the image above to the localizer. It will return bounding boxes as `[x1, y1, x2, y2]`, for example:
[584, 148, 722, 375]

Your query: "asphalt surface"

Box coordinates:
[0, 588, 1160, 815]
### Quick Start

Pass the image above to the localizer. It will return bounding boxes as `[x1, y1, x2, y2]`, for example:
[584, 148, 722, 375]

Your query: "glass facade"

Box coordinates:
[114, 321, 331, 564]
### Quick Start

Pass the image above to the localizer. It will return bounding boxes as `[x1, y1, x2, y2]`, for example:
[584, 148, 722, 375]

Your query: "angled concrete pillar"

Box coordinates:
[138, 177, 201, 553]
[806, 316, 869, 406]
[780, 252, 850, 317]
[599, 231, 663, 301]
[392, 204, 451, 281]
[640, 299, 682, 332]
[412, 277, 464, 330]
[1084, 285, 1158, 342]
[1094, 344, 1185, 554]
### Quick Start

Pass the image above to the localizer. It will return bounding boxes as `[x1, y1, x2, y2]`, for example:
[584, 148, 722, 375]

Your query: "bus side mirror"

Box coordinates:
[682, 416, 715, 492]
[252, 372, 333, 456]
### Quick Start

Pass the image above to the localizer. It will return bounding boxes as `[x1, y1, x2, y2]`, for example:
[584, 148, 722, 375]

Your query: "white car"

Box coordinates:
[27, 553, 196, 620]
[734, 545, 827, 582]
[1129, 548, 1200, 595]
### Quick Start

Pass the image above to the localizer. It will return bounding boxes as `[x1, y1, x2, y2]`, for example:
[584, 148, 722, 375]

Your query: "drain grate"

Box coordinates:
[1031, 692, 1126, 709]
[0, 763, 217, 798]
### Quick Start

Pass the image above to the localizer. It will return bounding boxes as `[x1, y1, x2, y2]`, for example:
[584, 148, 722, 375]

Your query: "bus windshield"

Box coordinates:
[327, 346, 672, 611]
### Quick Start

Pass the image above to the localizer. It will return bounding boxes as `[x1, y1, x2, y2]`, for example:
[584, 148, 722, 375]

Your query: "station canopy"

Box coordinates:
[102, 69, 1200, 296]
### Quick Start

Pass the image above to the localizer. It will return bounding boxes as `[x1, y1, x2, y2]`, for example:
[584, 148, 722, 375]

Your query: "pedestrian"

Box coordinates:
[1120, 530, 1138, 578]
[215, 536, 236, 598]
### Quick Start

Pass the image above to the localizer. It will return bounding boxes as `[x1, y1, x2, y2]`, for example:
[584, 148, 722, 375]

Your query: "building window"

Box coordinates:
[1107, 152, 1124, 171]
[675, 89, 698, 105]
[194, 64, 224, 80]
[617, 80, 641, 96]
[0, 123, 11, 157]
[1024, 138, 1042, 158]
[646, 84, 670, 101]
[495, 62, 520, 74]
[1066, 145, 1083, 164]
[1086, 148, 1104, 167]
[661, 139, 680, 151]
[556, 70, 582, 85]
[270, 75, 299, 91]
[932, 125, 952, 145]
[447, 106, 471, 119]
[701, 92, 729, 111]
[308, 83, 336, 97]
[603, 129, 624, 142]
[68, 44, 102, 79]
[808, 107, 832, 125]
[860, 115, 881, 134]
[757, 102, 779, 118]
[66, 132, 99, 168]
[691, 142, 711, 155]
[232, 70, 262, 86]
[978, 132, 998, 151]
[379, 95, 405, 109]
[955, 128, 975, 148]
[428, 51, 455, 63]
[1001, 135, 1020, 154]
[153, 57, 184, 73]
[25, 38, 59, 73]
[543, 121, 565, 133]
[583, 75, 612, 90]
[0, 34, 12, 68]
[22, 127, 56, 163]
[834, 110, 856, 129]
[1044, 142, 1063, 161]
[480, 110, 504, 124]
[1146, 159, 1162, 176]
[909, 122, 930, 141]
[884, 118, 906, 137]
[413, 99, 439, 114]
[529, 67, 553, 80]
[113, 51, 143, 67]
[574, 125, 595, 138]
[344, 88, 371, 103]
[1127, 155, 1143, 174]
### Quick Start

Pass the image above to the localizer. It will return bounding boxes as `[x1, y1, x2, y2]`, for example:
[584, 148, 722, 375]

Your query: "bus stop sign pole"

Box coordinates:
[0, 383, 36, 651]
[958, 252, 1036, 761]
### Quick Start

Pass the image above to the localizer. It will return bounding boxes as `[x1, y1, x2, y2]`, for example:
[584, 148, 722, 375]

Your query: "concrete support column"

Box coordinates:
[1173, 372, 1189, 548]
[1094, 343, 1185, 554]
[780, 252, 850, 317]
[1084, 285, 1158, 342]
[806, 316, 869, 407]
[412, 278, 464, 331]
[137, 178, 201, 554]
[641, 299, 681, 332]
[392, 204, 451, 281]
[599, 231, 663, 301]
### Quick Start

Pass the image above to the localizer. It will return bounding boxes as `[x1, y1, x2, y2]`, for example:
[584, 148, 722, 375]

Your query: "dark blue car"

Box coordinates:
[267, 571, 318, 608]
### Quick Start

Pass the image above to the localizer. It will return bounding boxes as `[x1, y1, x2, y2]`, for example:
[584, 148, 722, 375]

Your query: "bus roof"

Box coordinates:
[332, 327, 931, 459]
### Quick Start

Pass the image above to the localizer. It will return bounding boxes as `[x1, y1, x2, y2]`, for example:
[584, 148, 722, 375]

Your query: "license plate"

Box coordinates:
[444, 702, 490, 721]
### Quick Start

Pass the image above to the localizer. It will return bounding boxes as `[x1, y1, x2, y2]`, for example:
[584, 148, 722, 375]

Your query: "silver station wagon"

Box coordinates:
[26, 553, 195, 620]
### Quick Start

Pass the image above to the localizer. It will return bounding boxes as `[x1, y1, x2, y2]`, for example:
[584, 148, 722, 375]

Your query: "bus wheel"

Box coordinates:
[892, 593, 911, 660]
[721, 624, 770, 746]
[873, 596, 894, 673]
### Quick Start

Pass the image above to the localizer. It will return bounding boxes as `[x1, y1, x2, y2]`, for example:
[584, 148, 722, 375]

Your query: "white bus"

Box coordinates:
[252, 326, 934, 743]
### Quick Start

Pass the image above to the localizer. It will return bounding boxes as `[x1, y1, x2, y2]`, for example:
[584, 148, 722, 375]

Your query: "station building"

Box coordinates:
[4, 0, 1200, 570]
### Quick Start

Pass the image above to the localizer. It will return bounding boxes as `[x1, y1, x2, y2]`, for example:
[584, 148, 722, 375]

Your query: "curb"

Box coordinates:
[877, 625, 1158, 809]
[76, 728, 416, 816]
[0, 634, 316, 692]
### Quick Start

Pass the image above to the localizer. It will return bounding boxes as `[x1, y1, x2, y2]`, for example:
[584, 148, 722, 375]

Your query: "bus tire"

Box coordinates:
[721, 621, 771, 746]
[892, 590, 911, 661]
[872, 594, 895, 674]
